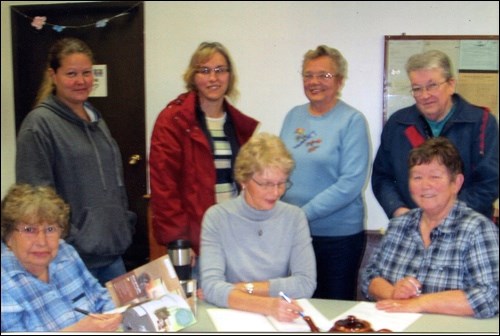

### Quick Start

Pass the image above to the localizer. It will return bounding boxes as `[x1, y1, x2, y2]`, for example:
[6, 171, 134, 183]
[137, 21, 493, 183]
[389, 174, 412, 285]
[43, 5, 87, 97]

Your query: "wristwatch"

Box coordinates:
[244, 282, 254, 294]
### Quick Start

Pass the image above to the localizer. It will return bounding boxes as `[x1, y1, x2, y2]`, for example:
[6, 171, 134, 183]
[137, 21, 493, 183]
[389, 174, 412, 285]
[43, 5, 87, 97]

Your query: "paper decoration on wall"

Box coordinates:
[11, 1, 141, 32]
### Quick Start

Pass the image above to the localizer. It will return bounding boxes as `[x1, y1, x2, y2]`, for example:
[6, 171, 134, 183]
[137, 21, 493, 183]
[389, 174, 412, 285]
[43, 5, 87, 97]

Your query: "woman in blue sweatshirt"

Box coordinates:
[280, 45, 370, 300]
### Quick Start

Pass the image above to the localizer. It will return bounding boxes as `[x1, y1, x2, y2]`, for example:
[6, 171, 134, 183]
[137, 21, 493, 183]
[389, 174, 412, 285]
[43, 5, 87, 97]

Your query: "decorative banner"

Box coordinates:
[11, 1, 141, 33]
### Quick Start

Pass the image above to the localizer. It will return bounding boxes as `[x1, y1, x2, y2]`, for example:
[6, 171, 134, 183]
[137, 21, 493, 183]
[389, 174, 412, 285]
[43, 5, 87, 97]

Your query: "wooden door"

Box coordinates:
[11, 1, 148, 270]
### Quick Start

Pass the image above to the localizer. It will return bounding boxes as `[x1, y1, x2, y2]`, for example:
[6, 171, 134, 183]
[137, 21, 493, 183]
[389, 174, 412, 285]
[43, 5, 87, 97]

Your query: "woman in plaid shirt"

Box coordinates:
[362, 137, 498, 319]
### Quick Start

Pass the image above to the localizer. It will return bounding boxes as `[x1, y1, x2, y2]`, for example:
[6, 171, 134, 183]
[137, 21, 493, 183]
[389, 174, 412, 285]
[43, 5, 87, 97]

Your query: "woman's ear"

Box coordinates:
[453, 173, 464, 193]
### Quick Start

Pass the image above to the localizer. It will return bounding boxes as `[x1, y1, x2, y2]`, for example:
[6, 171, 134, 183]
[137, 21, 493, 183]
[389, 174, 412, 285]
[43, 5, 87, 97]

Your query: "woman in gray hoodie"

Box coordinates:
[15, 37, 136, 285]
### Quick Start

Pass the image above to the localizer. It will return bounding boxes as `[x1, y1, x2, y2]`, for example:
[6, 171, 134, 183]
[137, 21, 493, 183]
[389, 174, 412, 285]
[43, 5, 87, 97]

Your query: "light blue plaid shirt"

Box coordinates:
[1, 240, 116, 331]
[361, 201, 499, 318]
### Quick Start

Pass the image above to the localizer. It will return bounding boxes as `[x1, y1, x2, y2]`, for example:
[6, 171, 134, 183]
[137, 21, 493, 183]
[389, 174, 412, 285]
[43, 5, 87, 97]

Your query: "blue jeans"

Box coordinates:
[89, 256, 127, 286]
[312, 231, 366, 300]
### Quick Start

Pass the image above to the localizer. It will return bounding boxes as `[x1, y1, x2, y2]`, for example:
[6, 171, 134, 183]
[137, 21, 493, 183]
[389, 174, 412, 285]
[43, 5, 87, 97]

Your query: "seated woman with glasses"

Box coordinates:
[1, 184, 122, 332]
[200, 132, 316, 322]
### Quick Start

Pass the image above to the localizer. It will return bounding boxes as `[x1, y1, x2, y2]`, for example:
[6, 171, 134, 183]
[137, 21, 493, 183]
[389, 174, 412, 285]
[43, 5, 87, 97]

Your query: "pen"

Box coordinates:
[74, 307, 106, 320]
[279, 291, 305, 317]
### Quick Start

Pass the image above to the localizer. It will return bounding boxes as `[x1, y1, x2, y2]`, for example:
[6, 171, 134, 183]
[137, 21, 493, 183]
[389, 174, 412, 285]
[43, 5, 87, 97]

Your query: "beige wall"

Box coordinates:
[2, 1, 499, 230]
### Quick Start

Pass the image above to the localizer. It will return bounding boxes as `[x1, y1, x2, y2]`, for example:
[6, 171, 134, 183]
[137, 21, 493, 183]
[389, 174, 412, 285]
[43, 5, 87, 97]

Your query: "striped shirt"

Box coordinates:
[206, 114, 237, 203]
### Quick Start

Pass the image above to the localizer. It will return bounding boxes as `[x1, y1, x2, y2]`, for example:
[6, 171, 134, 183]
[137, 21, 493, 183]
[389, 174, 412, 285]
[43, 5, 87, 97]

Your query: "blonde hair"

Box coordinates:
[303, 45, 348, 79]
[34, 37, 94, 107]
[234, 133, 294, 184]
[1, 184, 70, 242]
[183, 41, 239, 101]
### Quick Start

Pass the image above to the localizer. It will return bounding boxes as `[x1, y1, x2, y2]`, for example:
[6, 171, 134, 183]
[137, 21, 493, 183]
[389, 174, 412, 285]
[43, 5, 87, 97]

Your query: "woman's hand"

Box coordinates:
[392, 276, 422, 299]
[269, 297, 303, 322]
[63, 313, 123, 332]
[376, 298, 423, 314]
[190, 248, 197, 267]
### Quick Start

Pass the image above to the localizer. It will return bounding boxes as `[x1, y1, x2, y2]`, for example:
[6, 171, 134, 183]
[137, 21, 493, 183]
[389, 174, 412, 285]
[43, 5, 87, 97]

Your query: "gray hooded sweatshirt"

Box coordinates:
[16, 95, 136, 269]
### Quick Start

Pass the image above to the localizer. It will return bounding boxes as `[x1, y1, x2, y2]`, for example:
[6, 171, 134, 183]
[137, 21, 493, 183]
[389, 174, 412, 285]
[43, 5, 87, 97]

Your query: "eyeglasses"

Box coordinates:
[195, 66, 230, 75]
[302, 72, 337, 82]
[251, 178, 293, 191]
[14, 224, 61, 238]
[410, 81, 448, 97]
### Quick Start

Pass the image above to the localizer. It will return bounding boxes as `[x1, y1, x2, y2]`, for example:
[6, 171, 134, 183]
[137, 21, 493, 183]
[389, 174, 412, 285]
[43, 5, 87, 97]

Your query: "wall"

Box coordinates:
[2, 1, 499, 231]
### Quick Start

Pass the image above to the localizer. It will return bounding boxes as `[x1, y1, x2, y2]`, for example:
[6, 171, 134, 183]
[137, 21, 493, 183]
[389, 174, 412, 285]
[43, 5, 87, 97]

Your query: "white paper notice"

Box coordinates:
[90, 64, 107, 97]
[330, 301, 422, 332]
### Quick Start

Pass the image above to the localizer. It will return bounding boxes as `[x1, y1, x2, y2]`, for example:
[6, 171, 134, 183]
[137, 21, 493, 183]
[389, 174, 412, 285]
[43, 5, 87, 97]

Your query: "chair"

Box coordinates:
[145, 194, 166, 261]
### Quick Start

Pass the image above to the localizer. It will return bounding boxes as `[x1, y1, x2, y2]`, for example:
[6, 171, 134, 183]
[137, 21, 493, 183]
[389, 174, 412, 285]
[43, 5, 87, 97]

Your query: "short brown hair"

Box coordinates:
[1, 184, 70, 243]
[408, 137, 463, 180]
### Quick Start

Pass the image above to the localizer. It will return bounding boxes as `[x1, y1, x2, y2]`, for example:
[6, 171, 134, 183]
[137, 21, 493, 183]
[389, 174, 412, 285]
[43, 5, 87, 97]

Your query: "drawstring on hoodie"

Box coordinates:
[84, 124, 108, 190]
[84, 122, 125, 189]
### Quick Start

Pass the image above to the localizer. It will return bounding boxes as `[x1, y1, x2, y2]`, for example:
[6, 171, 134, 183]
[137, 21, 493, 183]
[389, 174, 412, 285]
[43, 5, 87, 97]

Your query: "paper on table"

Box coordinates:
[268, 298, 332, 332]
[207, 298, 331, 332]
[330, 301, 422, 332]
[207, 308, 275, 332]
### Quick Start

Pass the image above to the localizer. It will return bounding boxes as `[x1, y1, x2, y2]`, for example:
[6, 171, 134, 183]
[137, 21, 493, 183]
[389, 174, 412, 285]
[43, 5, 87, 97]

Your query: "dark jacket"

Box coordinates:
[372, 94, 499, 219]
[149, 91, 259, 255]
[16, 95, 136, 268]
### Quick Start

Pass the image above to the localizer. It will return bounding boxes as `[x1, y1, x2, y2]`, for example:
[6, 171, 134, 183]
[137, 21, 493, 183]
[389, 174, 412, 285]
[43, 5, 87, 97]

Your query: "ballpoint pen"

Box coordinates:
[278, 291, 305, 317]
[279, 291, 319, 332]
[74, 307, 106, 320]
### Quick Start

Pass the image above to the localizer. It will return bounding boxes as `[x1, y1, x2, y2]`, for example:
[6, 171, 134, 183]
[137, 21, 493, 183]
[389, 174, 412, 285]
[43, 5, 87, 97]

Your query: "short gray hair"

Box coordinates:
[405, 50, 454, 80]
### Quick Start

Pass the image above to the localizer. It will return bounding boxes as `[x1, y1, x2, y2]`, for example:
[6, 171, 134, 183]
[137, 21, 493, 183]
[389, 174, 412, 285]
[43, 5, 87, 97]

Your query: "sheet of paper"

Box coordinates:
[330, 301, 422, 332]
[268, 298, 332, 331]
[207, 308, 275, 332]
[207, 299, 331, 332]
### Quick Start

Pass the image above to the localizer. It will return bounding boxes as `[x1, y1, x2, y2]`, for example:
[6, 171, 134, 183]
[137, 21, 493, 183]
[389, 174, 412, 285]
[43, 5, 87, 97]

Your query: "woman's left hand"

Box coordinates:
[376, 298, 422, 313]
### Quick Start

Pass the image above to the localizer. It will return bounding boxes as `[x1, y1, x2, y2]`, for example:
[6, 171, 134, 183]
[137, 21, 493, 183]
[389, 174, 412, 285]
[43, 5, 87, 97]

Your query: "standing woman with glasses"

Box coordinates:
[149, 42, 259, 282]
[1, 184, 122, 332]
[200, 133, 316, 320]
[279, 45, 370, 300]
[372, 49, 498, 220]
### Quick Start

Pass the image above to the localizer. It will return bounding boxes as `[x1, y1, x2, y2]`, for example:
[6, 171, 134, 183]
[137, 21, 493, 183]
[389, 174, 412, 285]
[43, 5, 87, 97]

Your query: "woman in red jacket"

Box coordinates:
[149, 42, 259, 282]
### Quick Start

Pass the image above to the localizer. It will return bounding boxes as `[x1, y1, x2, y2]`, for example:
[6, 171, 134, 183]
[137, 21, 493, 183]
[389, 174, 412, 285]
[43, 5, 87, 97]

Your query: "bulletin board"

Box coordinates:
[383, 35, 499, 123]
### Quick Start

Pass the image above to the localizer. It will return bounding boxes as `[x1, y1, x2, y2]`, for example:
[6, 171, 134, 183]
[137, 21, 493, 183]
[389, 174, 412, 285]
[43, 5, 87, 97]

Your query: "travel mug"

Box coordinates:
[168, 239, 192, 290]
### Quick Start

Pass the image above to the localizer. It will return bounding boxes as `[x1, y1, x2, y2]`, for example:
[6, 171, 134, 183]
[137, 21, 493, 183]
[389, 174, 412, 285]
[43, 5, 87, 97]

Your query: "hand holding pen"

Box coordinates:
[392, 276, 422, 299]
[70, 308, 123, 332]
[279, 291, 319, 332]
[279, 291, 305, 317]
[74, 307, 107, 320]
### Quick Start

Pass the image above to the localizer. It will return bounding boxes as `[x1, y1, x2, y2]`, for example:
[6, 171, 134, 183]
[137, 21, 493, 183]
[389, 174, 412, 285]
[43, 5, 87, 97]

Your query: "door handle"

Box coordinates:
[128, 154, 142, 165]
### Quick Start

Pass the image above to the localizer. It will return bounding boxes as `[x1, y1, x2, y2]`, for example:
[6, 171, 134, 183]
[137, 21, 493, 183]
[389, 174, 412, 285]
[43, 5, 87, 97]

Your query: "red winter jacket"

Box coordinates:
[149, 91, 259, 255]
